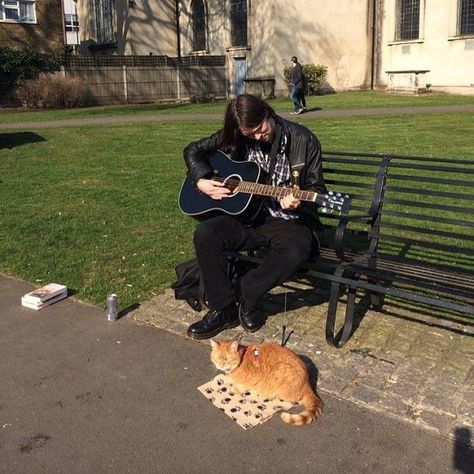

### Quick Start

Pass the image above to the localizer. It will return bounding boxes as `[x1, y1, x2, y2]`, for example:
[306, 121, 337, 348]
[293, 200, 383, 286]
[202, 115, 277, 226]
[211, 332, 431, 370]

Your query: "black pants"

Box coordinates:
[193, 214, 314, 310]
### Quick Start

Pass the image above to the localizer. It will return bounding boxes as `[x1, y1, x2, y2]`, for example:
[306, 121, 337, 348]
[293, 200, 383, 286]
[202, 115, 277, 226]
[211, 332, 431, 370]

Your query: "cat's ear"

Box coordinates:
[210, 339, 219, 349]
[230, 340, 239, 352]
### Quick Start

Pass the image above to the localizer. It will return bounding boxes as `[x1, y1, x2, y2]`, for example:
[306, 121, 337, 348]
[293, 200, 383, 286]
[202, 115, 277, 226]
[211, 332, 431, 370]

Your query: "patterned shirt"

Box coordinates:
[246, 134, 298, 220]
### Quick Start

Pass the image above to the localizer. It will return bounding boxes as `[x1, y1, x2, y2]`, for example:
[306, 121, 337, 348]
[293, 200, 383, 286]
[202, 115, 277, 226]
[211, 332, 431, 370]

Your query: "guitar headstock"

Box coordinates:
[318, 190, 352, 215]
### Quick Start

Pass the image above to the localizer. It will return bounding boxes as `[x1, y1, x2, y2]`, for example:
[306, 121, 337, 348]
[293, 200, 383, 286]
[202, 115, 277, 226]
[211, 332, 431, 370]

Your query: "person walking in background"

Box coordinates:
[290, 56, 307, 115]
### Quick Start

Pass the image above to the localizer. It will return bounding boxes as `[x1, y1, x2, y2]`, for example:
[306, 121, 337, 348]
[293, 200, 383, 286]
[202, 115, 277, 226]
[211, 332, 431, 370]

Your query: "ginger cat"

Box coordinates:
[210, 339, 322, 425]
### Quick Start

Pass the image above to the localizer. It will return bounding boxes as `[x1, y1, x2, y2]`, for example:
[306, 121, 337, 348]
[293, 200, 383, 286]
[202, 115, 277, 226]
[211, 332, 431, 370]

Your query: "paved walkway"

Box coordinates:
[131, 281, 474, 447]
[1, 103, 474, 129]
[1, 273, 473, 473]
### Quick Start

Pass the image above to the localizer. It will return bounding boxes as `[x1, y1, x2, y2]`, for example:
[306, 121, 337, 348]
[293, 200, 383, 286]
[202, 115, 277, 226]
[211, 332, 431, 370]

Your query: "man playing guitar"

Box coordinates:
[183, 94, 327, 339]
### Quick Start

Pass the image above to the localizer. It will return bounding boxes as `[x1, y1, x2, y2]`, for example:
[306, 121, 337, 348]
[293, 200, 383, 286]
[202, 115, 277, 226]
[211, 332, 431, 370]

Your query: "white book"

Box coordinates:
[22, 283, 67, 303]
[21, 291, 68, 310]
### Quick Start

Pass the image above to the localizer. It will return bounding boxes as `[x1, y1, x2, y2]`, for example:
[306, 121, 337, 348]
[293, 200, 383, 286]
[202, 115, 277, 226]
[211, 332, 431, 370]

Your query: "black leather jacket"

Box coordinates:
[183, 115, 327, 233]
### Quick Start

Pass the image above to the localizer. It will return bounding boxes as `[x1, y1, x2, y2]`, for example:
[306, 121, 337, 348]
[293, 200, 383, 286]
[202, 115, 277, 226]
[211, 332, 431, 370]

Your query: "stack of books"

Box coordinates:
[21, 283, 68, 310]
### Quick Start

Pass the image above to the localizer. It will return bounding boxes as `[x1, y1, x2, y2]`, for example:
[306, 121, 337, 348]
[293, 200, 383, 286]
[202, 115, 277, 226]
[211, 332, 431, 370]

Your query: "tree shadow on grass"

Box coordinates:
[0, 132, 46, 150]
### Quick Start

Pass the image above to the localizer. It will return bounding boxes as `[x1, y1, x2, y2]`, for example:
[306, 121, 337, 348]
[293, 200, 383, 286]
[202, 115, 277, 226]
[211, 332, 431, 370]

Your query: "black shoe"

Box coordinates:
[239, 301, 265, 333]
[186, 303, 239, 340]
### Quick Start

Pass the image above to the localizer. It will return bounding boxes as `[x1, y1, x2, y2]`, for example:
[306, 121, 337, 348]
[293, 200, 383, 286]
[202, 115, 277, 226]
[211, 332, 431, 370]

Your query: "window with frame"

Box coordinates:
[0, 0, 36, 22]
[458, 0, 474, 35]
[191, 0, 206, 51]
[230, 0, 247, 47]
[395, 0, 420, 41]
[94, 0, 115, 44]
[64, 13, 79, 32]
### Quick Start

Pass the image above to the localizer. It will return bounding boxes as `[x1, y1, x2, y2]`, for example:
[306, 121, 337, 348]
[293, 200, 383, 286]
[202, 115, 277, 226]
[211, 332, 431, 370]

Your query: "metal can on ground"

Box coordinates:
[107, 293, 119, 321]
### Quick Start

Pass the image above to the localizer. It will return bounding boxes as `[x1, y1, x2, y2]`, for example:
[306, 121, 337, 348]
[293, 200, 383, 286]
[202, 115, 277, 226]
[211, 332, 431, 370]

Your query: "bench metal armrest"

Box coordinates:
[333, 154, 390, 261]
[333, 214, 377, 262]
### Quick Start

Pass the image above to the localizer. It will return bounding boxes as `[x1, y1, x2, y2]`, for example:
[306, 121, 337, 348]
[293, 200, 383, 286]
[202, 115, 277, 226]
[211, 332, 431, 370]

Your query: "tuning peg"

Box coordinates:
[328, 191, 334, 196]
[336, 192, 341, 197]
[320, 208, 327, 213]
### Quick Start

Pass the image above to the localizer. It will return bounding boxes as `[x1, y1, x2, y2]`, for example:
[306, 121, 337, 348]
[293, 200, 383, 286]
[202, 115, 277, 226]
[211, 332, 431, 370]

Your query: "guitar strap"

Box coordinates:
[266, 122, 283, 184]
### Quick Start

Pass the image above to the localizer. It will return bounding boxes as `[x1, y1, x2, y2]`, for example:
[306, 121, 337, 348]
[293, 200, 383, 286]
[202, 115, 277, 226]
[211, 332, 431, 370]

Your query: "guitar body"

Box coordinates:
[178, 151, 264, 222]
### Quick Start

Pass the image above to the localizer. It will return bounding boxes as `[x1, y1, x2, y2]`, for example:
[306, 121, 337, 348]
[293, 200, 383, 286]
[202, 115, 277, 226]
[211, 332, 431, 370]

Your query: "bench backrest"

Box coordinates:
[318, 151, 474, 319]
[375, 154, 474, 276]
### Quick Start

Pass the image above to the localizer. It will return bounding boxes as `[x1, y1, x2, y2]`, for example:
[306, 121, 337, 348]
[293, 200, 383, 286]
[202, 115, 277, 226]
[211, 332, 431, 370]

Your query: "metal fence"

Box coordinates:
[63, 54, 227, 105]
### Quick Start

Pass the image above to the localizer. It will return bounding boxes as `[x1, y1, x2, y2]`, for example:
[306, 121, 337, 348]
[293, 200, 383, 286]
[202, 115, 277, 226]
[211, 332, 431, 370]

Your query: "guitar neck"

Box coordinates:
[236, 180, 317, 202]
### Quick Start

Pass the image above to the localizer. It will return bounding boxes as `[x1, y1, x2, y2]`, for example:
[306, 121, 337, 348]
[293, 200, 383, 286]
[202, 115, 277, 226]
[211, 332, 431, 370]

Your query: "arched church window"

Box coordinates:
[192, 0, 206, 51]
[230, 0, 247, 47]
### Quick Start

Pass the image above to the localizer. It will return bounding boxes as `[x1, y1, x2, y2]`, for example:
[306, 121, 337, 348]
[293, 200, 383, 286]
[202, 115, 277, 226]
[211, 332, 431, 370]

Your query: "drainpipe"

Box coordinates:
[370, 0, 377, 90]
[60, 0, 66, 51]
[175, 0, 181, 58]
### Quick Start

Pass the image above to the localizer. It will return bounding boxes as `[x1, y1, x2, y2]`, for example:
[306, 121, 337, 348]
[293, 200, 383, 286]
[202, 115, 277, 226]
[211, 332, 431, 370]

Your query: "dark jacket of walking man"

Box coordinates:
[182, 94, 326, 340]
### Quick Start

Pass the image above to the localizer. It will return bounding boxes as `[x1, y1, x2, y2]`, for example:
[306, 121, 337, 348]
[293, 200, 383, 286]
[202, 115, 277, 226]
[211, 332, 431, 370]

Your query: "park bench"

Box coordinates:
[228, 151, 474, 347]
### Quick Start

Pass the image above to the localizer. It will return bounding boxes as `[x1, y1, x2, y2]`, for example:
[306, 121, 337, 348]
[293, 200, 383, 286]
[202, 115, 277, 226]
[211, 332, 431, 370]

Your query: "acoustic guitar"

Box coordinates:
[179, 150, 351, 222]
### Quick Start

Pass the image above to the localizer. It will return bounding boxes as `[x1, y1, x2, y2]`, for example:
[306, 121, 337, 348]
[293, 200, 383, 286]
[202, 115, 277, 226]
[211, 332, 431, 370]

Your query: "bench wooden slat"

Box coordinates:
[379, 210, 474, 227]
[386, 175, 473, 186]
[382, 198, 473, 213]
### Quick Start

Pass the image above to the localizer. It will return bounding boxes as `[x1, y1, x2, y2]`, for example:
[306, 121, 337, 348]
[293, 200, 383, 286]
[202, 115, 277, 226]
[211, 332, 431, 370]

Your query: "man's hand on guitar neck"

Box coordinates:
[197, 178, 232, 200]
[197, 177, 302, 209]
[279, 186, 301, 211]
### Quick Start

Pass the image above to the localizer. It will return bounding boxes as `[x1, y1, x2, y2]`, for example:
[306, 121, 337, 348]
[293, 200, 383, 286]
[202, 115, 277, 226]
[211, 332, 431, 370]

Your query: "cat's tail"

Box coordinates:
[280, 389, 323, 425]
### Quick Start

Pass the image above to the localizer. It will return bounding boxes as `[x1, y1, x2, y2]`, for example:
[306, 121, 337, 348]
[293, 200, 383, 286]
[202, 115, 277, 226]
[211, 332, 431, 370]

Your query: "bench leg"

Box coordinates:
[338, 286, 357, 347]
[326, 268, 359, 348]
[326, 284, 340, 345]
[369, 289, 385, 311]
[367, 257, 385, 310]
[326, 267, 346, 346]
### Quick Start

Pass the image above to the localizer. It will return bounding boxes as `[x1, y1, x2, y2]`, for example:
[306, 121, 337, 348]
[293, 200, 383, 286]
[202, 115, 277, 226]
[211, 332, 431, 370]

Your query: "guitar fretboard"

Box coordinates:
[221, 178, 318, 202]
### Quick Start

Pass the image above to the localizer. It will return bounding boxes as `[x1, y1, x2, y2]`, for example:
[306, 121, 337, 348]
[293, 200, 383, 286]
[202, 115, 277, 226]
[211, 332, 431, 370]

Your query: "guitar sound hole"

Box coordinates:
[223, 174, 242, 197]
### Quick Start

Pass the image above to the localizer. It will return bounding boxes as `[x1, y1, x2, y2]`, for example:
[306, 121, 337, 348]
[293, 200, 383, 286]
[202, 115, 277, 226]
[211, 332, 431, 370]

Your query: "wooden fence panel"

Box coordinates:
[65, 67, 125, 104]
[63, 55, 227, 105]
[126, 67, 177, 103]
[179, 66, 227, 99]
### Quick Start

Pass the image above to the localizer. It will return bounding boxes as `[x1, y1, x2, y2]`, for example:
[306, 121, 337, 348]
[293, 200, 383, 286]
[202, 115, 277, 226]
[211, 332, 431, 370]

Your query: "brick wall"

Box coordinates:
[0, 0, 64, 53]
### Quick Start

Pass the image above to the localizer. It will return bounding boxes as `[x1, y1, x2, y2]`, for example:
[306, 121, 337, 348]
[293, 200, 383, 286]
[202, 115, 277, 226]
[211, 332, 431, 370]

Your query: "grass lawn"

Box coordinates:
[1, 90, 474, 123]
[1, 111, 473, 312]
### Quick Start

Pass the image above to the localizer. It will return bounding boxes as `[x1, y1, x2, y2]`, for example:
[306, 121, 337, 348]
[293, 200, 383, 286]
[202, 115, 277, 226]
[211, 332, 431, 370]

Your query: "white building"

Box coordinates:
[75, 0, 474, 96]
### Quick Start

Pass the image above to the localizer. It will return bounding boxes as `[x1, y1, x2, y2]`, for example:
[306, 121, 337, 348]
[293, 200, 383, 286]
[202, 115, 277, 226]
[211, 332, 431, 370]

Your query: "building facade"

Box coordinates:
[0, 0, 65, 53]
[74, 0, 474, 96]
[378, 0, 474, 95]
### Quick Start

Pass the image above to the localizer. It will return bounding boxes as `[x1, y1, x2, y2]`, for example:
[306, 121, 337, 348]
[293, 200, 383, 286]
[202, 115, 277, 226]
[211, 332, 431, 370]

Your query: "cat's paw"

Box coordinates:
[231, 384, 247, 395]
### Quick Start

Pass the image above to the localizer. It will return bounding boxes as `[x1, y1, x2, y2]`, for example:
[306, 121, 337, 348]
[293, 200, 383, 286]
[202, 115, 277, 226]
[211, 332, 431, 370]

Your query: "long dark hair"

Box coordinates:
[220, 94, 276, 153]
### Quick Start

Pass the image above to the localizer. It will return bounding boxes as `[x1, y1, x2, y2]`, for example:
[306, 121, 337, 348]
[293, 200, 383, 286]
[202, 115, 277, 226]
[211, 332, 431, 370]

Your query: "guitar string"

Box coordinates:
[206, 176, 345, 212]
[211, 177, 315, 200]
[210, 176, 346, 208]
